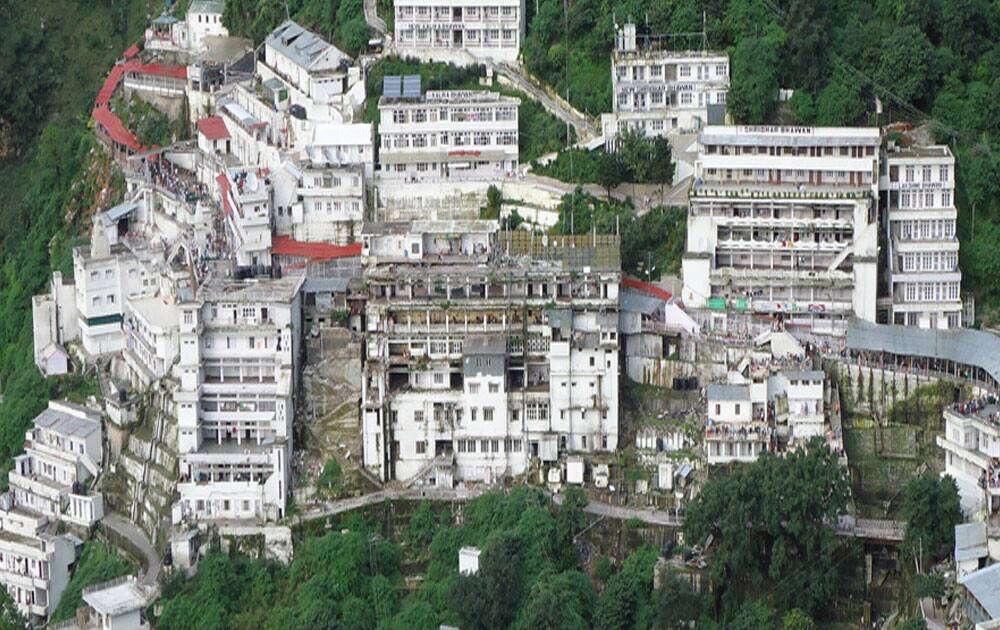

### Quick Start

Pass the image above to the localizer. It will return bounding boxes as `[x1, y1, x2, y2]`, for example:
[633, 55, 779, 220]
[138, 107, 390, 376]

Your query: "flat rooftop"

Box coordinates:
[363, 220, 498, 236]
[35, 404, 101, 440]
[700, 125, 881, 147]
[886, 145, 953, 160]
[128, 295, 179, 330]
[83, 577, 148, 615]
[198, 274, 305, 304]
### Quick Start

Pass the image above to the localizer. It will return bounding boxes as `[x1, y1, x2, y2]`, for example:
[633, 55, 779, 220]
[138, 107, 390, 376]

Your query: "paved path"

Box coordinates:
[363, 0, 387, 34]
[300, 486, 487, 520]
[491, 62, 599, 142]
[302, 486, 684, 527]
[551, 492, 684, 526]
[102, 513, 160, 586]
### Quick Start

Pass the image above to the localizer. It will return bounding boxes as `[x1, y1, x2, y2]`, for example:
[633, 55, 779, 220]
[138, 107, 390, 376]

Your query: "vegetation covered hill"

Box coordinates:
[0, 0, 157, 482]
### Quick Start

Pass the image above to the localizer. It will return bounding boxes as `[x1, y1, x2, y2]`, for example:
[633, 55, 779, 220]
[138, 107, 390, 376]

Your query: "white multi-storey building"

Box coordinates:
[32, 272, 78, 376]
[123, 295, 180, 386]
[704, 382, 773, 464]
[394, 0, 526, 63]
[258, 20, 365, 123]
[770, 370, 824, 442]
[682, 126, 882, 334]
[361, 222, 621, 484]
[8, 401, 104, 529]
[378, 85, 519, 181]
[271, 160, 365, 245]
[217, 167, 273, 270]
[72, 225, 155, 357]
[601, 23, 729, 141]
[881, 145, 962, 328]
[303, 122, 376, 180]
[938, 399, 1000, 516]
[174, 275, 303, 523]
[0, 497, 77, 621]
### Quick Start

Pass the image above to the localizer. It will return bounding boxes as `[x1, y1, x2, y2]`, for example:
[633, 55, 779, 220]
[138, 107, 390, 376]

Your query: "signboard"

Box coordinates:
[737, 125, 814, 135]
[706, 297, 727, 310]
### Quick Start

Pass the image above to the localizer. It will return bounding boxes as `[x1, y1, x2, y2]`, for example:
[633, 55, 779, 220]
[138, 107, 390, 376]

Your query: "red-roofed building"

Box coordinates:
[123, 43, 141, 59]
[271, 236, 362, 274]
[121, 60, 187, 97]
[622, 276, 672, 301]
[91, 106, 142, 159]
[197, 117, 232, 155]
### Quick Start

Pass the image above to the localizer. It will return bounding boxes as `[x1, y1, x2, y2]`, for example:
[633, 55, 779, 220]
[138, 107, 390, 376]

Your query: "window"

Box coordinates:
[416, 441, 427, 455]
[488, 382, 499, 393]
[469, 383, 480, 394]
[414, 410, 424, 423]
[183, 311, 193, 325]
[940, 165, 950, 182]
[679, 65, 690, 77]
[471, 408, 478, 421]
[716, 63, 727, 76]
[434, 373, 444, 384]
[942, 191, 952, 207]
[483, 407, 494, 421]
[735, 404, 741, 415]
[107, 294, 115, 304]
[714, 404, 720, 415]
[680, 92, 692, 105]
[922, 165, 932, 182]
[905, 166, 915, 182]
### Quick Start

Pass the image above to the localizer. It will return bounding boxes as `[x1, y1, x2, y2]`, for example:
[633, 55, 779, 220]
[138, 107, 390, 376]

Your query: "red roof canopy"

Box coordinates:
[123, 43, 141, 59]
[91, 107, 141, 151]
[622, 276, 672, 301]
[197, 116, 231, 141]
[123, 60, 188, 80]
[216, 173, 234, 216]
[271, 236, 362, 260]
[96, 64, 126, 107]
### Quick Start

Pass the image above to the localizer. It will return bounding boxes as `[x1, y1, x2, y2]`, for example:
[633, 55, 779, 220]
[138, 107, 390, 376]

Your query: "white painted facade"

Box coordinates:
[144, 1, 227, 54]
[218, 167, 273, 269]
[769, 370, 825, 442]
[394, 0, 526, 63]
[272, 161, 365, 245]
[881, 146, 962, 329]
[0, 498, 77, 621]
[32, 272, 79, 376]
[361, 223, 621, 484]
[937, 403, 1000, 516]
[378, 89, 519, 181]
[123, 295, 180, 385]
[174, 275, 303, 523]
[682, 126, 881, 334]
[258, 21, 365, 123]
[72, 228, 155, 357]
[705, 381, 772, 465]
[8, 401, 104, 529]
[602, 23, 729, 140]
[78, 575, 153, 630]
[304, 122, 376, 180]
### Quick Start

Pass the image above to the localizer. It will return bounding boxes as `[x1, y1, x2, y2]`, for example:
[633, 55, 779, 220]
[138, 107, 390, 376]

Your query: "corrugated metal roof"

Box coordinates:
[960, 562, 1000, 618]
[847, 319, 1000, 385]
[621, 289, 664, 315]
[35, 407, 101, 439]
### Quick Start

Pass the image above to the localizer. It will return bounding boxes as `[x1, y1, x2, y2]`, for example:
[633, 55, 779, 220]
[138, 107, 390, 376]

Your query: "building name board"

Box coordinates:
[738, 125, 814, 135]
[889, 181, 947, 191]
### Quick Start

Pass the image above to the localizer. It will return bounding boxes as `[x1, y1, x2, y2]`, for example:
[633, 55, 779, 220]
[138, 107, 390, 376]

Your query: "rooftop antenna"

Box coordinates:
[284, 0, 290, 20]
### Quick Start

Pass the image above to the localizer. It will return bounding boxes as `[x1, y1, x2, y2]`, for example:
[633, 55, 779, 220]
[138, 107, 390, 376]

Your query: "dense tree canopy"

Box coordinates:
[684, 440, 851, 615]
[900, 472, 963, 560]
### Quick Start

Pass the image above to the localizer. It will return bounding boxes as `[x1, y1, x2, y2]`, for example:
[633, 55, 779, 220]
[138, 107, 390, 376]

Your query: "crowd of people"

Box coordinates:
[139, 155, 208, 202]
